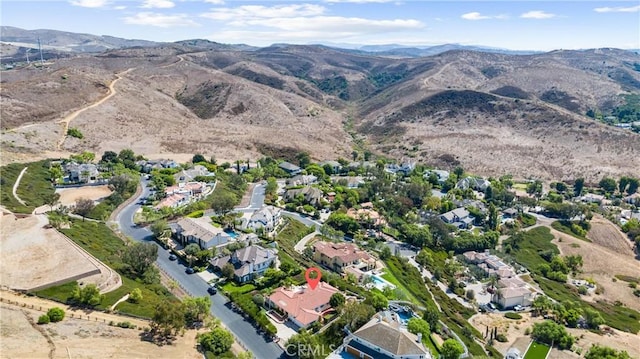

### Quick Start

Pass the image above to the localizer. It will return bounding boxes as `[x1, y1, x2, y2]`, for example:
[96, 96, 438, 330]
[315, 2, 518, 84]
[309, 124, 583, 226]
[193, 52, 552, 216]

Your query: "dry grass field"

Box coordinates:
[55, 185, 113, 207]
[586, 214, 635, 254]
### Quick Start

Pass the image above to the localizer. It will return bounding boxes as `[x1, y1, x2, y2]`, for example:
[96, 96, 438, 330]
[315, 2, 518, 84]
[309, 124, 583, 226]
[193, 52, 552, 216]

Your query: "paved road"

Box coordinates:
[115, 179, 285, 359]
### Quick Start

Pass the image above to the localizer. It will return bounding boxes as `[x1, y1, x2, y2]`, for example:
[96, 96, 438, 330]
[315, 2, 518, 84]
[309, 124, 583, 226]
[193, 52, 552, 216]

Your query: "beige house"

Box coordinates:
[312, 241, 376, 274]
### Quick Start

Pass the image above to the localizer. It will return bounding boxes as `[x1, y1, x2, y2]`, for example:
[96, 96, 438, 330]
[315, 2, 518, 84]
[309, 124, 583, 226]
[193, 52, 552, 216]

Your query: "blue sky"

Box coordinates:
[2, 1, 639, 50]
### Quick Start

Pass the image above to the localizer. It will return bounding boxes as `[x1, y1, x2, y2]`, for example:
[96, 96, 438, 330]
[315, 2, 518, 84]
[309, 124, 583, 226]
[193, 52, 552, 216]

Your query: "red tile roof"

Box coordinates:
[268, 282, 338, 327]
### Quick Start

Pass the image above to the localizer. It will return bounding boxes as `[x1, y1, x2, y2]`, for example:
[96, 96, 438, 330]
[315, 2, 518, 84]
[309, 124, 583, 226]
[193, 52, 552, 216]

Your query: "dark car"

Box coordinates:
[207, 286, 217, 295]
[169, 254, 177, 261]
[185, 267, 195, 274]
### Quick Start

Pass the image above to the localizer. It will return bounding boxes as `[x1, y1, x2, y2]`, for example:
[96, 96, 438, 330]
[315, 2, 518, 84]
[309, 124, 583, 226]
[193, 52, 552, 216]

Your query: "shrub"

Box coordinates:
[633, 289, 640, 297]
[524, 327, 531, 335]
[505, 312, 522, 320]
[116, 321, 136, 329]
[47, 307, 65, 322]
[578, 286, 589, 295]
[67, 128, 84, 139]
[495, 333, 508, 342]
[129, 288, 143, 303]
[37, 314, 50, 324]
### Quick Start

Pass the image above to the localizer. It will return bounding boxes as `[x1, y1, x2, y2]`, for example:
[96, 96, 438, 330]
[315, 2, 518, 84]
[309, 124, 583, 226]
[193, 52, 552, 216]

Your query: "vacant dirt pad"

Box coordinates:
[0, 305, 203, 359]
[56, 185, 112, 206]
[551, 229, 640, 312]
[587, 214, 634, 255]
[0, 213, 99, 291]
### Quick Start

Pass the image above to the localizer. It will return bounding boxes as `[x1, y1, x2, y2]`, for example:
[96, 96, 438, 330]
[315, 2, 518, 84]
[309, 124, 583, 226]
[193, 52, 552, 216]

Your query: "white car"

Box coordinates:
[514, 305, 524, 312]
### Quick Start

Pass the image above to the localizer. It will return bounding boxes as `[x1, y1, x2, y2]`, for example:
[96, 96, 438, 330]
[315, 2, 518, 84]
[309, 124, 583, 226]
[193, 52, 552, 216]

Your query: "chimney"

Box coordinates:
[417, 332, 422, 343]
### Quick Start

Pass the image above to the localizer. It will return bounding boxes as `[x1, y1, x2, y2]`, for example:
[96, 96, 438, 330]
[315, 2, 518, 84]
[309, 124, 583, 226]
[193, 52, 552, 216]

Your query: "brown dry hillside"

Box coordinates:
[1, 37, 639, 179]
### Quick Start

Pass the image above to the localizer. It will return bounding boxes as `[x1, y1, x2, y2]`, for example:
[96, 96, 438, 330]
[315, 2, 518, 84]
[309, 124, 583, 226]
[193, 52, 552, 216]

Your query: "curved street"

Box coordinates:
[114, 178, 285, 359]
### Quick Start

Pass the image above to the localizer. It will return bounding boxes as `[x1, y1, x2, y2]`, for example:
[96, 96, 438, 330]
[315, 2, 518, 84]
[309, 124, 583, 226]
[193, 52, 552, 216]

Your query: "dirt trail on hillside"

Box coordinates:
[56, 68, 134, 150]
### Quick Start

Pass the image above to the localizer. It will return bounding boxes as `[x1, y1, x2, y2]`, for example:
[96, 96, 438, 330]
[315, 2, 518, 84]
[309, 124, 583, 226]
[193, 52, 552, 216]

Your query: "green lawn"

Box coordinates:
[524, 342, 551, 359]
[380, 271, 422, 305]
[36, 218, 176, 318]
[0, 160, 55, 213]
[220, 282, 255, 295]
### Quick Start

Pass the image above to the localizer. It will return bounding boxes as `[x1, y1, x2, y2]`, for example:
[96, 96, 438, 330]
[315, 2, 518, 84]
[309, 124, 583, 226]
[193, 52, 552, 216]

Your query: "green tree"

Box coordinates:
[121, 242, 158, 279]
[184, 296, 211, 325]
[129, 288, 143, 303]
[422, 306, 439, 331]
[37, 314, 50, 324]
[151, 301, 186, 338]
[487, 203, 499, 231]
[627, 178, 639, 195]
[199, 327, 233, 355]
[441, 338, 464, 359]
[453, 166, 464, 180]
[379, 245, 392, 260]
[531, 320, 574, 349]
[71, 283, 102, 306]
[368, 292, 388, 311]
[210, 191, 237, 215]
[109, 174, 134, 195]
[619, 177, 630, 193]
[43, 192, 60, 211]
[574, 178, 585, 197]
[599, 177, 617, 193]
[585, 344, 631, 359]
[101, 150, 118, 163]
[222, 263, 235, 281]
[583, 308, 605, 329]
[150, 219, 170, 239]
[296, 152, 311, 168]
[329, 292, 345, 308]
[47, 307, 65, 322]
[407, 318, 430, 338]
[192, 154, 206, 163]
[415, 249, 433, 268]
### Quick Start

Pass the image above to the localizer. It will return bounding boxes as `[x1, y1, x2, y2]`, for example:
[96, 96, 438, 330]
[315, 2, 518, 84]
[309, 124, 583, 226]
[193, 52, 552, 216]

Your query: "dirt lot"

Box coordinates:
[0, 304, 202, 359]
[550, 228, 640, 311]
[586, 214, 635, 255]
[470, 312, 640, 359]
[0, 213, 103, 291]
[56, 185, 113, 206]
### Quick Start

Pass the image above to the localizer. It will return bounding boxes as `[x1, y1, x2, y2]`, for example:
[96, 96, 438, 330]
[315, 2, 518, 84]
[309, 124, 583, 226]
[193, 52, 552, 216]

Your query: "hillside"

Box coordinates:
[1, 29, 639, 180]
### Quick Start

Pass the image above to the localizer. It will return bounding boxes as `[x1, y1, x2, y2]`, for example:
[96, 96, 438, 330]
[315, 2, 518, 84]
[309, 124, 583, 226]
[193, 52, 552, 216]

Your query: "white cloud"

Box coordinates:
[520, 10, 556, 19]
[461, 12, 489, 20]
[594, 5, 640, 13]
[123, 12, 199, 27]
[141, 0, 175, 9]
[201, 4, 326, 21]
[69, 0, 109, 8]
[234, 16, 423, 32]
[114, 5, 127, 10]
[204, 0, 225, 4]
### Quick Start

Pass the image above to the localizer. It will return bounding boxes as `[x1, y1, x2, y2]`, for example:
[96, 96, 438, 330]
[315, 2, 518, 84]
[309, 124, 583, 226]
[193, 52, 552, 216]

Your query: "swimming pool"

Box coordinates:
[371, 275, 396, 291]
[224, 229, 239, 238]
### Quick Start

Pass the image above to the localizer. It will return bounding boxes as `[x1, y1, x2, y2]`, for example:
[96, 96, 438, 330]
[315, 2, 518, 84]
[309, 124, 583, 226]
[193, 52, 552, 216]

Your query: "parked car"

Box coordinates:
[207, 286, 217, 295]
[487, 302, 496, 311]
[514, 305, 525, 312]
[169, 254, 177, 261]
[185, 267, 195, 274]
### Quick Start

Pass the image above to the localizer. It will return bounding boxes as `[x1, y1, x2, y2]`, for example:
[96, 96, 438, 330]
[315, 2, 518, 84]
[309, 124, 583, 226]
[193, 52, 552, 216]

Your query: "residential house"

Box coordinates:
[173, 217, 234, 249]
[342, 311, 431, 359]
[173, 165, 215, 184]
[580, 193, 605, 204]
[439, 208, 475, 229]
[155, 181, 210, 210]
[319, 160, 342, 174]
[136, 159, 178, 173]
[154, 193, 188, 209]
[423, 169, 450, 184]
[287, 174, 318, 186]
[624, 192, 640, 205]
[279, 161, 302, 176]
[284, 186, 323, 206]
[493, 277, 535, 309]
[346, 203, 386, 228]
[456, 177, 491, 192]
[332, 176, 365, 189]
[63, 162, 100, 184]
[502, 208, 518, 218]
[267, 282, 338, 328]
[385, 161, 416, 176]
[210, 245, 276, 283]
[241, 206, 282, 234]
[312, 241, 376, 273]
[463, 250, 516, 279]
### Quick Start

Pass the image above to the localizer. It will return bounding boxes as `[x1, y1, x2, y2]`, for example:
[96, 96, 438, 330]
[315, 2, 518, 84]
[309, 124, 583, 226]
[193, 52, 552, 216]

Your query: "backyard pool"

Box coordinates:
[224, 229, 239, 238]
[371, 275, 396, 291]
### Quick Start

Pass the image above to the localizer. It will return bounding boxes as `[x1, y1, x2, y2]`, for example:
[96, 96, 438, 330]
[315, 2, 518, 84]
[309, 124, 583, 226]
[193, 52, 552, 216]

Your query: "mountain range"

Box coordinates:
[1, 26, 639, 181]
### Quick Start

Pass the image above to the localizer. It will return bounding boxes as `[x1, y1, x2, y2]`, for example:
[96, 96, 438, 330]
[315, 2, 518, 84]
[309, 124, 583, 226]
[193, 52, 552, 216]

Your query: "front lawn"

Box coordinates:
[524, 341, 551, 359]
[220, 282, 255, 295]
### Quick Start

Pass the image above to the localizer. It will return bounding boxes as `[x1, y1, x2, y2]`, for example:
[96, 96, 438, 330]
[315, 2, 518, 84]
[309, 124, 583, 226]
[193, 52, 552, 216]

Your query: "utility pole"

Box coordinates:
[38, 38, 44, 66]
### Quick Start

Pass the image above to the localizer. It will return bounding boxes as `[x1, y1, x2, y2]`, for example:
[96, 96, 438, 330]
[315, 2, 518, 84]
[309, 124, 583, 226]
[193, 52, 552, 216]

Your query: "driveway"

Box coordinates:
[115, 179, 285, 359]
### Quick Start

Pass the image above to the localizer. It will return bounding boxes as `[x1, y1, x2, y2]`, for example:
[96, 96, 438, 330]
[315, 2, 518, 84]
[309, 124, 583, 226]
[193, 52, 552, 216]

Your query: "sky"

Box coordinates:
[2, 0, 639, 51]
